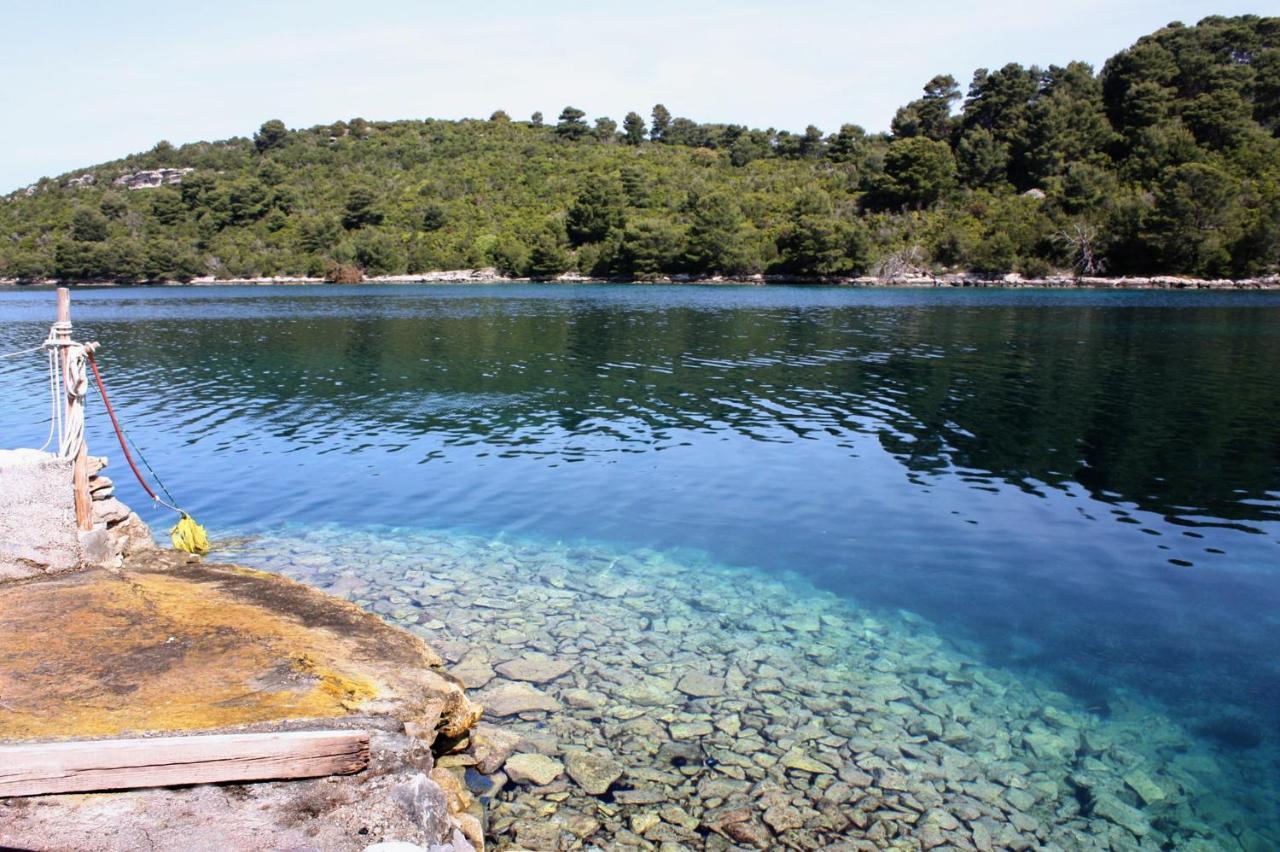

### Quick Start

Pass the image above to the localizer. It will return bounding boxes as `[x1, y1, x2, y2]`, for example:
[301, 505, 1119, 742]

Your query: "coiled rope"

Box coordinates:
[60, 344, 90, 461]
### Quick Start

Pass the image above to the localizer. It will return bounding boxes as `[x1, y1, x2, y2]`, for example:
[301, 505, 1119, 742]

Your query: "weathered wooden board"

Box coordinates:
[0, 730, 369, 797]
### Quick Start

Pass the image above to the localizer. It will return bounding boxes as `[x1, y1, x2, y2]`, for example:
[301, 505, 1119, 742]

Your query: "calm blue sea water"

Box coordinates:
[2, 284, 1278, 832]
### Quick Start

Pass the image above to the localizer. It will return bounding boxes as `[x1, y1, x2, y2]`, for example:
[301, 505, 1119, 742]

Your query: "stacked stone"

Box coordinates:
[83, 456, 156, 567]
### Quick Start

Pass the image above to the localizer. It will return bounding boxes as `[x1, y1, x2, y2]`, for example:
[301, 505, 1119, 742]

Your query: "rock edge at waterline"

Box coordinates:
[2, 269, 1278, 289]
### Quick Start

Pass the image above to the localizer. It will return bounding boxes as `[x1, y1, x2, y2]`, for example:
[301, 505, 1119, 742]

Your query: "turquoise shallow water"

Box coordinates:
[1, 284, 1279, 846]
[227, 522, 1279, 849]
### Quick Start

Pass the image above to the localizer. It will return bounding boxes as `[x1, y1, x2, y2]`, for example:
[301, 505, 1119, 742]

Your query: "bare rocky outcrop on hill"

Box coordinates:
[111, 167, 193, 189]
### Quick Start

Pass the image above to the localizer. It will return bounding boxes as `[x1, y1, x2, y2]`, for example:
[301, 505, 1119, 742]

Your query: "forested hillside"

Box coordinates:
[2, 15, 1278, 282]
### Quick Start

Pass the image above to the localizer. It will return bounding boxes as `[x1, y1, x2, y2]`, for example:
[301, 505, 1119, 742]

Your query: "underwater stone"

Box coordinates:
[1022, 728, 1074, 761]
[971, 821, 994, 852]
[676, 672, 726, 698]
[917, 823, 947, 850]
[562, 688, 605, 709]
[781, 613, 822, 632]
[476, 681, 562, 717]
[1123, 769, 1166, 805]
[669, 721, 714, 740]
[565, 751, 625, 796]
[512, 820, 564, 850]
[1091, 793, 1151, 837]
[468, 723, 522, 774]
[715, 715, 741, 736]
[618, 679, 678, 706]
[613, 787, 668, 805]
[780, 748, 834, 774]
[236, 528, 1271, 852]
[1004, 787, 1036, 811]
[659, 805, 700, 830]
[449, 657, 496, 689]
[555, 810, 601, 840]
[762, 803, 805, 833]
[839, 765, 874, 788]
[494, 654, 574, 684]
[629, 811, 661, 834]
[503, 753, 565, 786]
[1041, 706, 1079, 729]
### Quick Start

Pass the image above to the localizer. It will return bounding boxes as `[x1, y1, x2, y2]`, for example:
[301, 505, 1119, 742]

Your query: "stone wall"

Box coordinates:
[83, 455, 156, 567]
[0, 450, 155, 580]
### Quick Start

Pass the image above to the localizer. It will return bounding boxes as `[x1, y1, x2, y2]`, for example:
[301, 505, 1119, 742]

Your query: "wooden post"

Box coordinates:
[55, 287, 70, 336]
[56, 287, 93, 532]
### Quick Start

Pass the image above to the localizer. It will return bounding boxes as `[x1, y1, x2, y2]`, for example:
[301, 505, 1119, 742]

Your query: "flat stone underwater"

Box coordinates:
[223, 523, 1280, 852]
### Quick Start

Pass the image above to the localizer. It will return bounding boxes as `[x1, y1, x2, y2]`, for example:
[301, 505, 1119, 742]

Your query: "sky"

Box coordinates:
[0, 0, 1267, 192]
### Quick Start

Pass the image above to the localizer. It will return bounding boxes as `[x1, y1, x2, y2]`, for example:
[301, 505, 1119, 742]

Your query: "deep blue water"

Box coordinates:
[2, 283, 1279, 753]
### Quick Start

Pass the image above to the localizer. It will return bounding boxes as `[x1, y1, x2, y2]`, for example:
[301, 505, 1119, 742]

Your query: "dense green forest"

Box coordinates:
[2, 15, 1278, 282]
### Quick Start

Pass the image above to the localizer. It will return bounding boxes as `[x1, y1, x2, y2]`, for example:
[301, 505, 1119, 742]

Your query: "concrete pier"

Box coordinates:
[0, 449, 81, 579]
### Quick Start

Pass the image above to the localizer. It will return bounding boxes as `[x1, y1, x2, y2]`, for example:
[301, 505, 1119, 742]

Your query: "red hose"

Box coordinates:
[86, 352, 159, 502]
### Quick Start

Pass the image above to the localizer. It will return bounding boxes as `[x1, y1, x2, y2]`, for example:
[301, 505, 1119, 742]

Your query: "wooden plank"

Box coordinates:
[0, 730, 369, 797]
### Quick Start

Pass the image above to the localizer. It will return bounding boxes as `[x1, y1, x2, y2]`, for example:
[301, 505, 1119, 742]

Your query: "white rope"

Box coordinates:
[43, 321, 72, 456]
[0, 345, 43, 359]
[54, 349, 66, 454]
[59, 344, 88, 461]
[37, 348, 57, 452]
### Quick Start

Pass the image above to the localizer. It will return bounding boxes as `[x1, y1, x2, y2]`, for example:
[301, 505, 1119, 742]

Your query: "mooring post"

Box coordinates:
[56, 287, 93, 532]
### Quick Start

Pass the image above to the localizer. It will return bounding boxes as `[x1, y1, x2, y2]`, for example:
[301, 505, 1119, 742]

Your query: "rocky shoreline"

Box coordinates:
[2, 270, 1279, 290]
[231, 525, 1280, 852]
[0, 454, 489, 852]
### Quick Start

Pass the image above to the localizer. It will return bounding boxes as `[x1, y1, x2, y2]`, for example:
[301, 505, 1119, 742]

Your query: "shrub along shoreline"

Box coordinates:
[4, 271, 1277, 290]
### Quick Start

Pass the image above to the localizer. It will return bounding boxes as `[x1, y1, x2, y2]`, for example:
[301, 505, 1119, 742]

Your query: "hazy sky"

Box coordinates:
[1, 0, 1265, 191]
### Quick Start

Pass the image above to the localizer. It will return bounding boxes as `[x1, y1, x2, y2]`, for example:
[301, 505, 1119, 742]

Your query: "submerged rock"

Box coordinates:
[493, 654, 574, 684]
[1124, 768, 1167, 805]
[669, 720, 714, 740]
[1092, 792, 1152, 837]
[762, 803, 805, 832]
[565, 751, 624, 795]
[780, 748, 834, 774]
[618, 679, 677, 706]
[475, 681, 561, 717]
[468, 723, 522, 774]
[449, 656, 496, 689]
[504, 753, 564, 786]
[676, 671, 725, 698]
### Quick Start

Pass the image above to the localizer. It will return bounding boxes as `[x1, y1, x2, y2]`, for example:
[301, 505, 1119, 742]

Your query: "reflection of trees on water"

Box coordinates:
[108, 300, 1280, 526]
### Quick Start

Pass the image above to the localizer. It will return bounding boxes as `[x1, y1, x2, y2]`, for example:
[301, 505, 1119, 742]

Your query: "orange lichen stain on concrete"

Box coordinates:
[0, 569, 383, 741]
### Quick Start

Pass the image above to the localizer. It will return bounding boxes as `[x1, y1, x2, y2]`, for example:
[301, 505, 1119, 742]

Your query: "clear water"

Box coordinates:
[2, 284, 1278, 846]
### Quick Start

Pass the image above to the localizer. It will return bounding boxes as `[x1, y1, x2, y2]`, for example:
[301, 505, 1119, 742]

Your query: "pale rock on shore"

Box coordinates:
[2, 270, 1278, 289]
